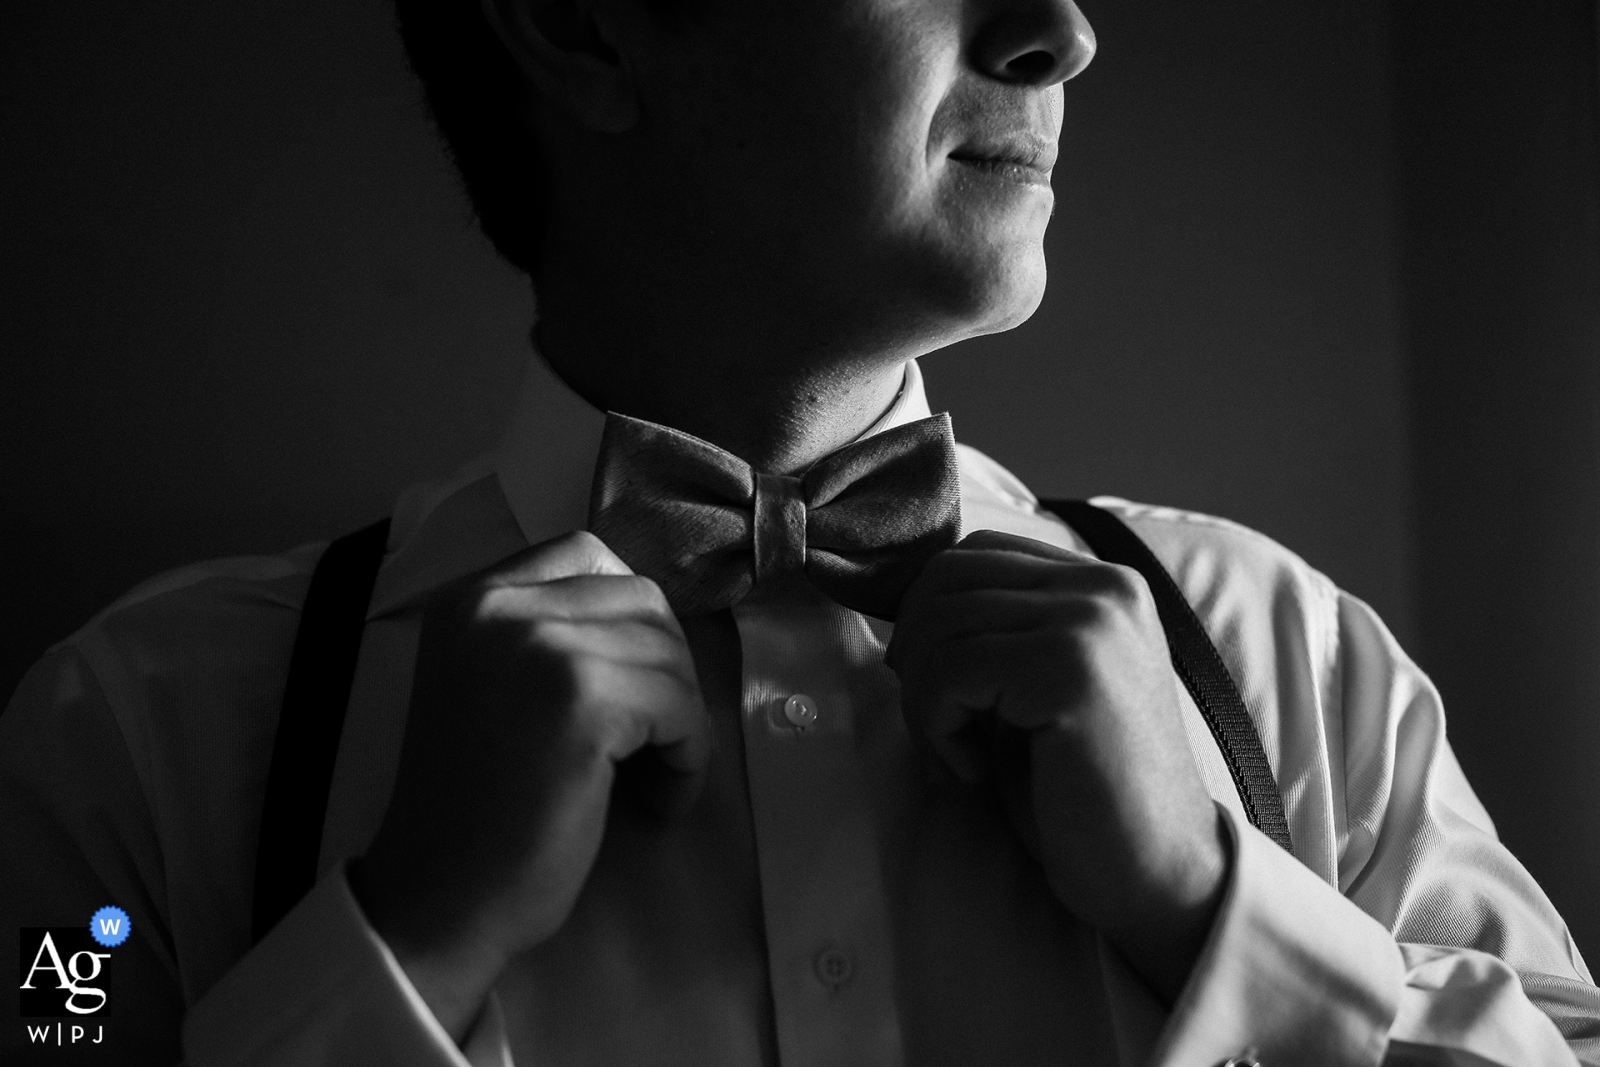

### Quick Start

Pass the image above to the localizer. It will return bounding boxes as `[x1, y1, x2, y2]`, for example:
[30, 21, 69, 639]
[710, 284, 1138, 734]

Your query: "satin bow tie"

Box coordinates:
[588, 411, 963, 618]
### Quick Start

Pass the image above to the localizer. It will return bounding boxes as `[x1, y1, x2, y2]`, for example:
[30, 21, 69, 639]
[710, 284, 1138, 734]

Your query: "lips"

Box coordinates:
[948, 135, 1058, 175]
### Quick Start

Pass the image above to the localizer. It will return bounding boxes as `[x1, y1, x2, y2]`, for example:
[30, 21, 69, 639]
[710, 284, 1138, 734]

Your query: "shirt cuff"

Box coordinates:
[1127, 804, 1406, 1067]
[183, 866, 497, 1067]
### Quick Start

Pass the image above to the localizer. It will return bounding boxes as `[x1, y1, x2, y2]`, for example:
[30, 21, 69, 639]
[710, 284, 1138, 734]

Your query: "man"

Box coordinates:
[2, 0, 1597, 1064]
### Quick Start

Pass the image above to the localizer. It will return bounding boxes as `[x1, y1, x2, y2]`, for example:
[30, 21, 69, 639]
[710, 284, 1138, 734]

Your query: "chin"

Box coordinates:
[979, 256, 1048, 334]
[920, 238, 1049, 343]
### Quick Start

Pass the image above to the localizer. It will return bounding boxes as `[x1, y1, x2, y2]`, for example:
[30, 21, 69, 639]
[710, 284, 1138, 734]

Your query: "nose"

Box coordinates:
[971, 0, 1097, 87]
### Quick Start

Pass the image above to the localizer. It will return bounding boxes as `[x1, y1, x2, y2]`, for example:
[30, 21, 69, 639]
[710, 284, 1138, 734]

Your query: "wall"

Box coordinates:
[1, 0, 533, 698]
[1390, 0, 1600, 964]
[927, 0, 1414, 639]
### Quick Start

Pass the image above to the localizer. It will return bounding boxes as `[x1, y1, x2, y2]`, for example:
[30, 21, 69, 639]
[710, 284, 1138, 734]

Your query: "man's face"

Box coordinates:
[618, 0, 1096, 356]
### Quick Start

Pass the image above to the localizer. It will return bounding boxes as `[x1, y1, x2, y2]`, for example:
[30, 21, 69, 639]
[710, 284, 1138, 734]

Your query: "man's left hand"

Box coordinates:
[886, 529, 1231, 1005]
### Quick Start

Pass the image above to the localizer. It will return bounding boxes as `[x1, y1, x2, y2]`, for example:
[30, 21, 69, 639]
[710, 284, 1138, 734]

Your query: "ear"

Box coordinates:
[481, 0, 641, 134]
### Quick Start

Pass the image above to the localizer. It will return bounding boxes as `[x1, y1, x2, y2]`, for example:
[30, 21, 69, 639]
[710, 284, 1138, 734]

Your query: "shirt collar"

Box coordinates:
[370, 353, 931, 617]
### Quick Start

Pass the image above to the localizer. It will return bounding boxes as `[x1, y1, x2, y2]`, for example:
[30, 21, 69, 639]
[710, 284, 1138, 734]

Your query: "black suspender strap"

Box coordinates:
[251, 518, 391, 944]
[1040, 500, 1293, 853]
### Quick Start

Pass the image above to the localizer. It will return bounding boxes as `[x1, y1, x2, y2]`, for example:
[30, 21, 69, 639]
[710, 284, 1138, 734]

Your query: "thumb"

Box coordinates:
[489, 530, 634, 587]
[618, 711, 712, 820]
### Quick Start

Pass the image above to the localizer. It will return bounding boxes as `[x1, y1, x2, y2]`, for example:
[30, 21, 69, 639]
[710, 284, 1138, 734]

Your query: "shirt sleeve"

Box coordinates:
[1109, 588, 1600, 1067]
[0, 643, 513, 1067]
[182, 868, 512, 1067]
[0, 646, 188, 1064]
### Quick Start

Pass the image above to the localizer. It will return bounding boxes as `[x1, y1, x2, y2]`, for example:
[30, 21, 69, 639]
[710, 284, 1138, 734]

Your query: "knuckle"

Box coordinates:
[1068, 561, 1147, 609]
[565, 652, 626, 712]
[524, 615, 575, 651]
[1047, 591, 1106, 630]
[470, 585, 521, 622]
[1043, 616, 1093, 658]
[425, 583, 526, 642]
[622, 575, 672, 615]
[554, 529, 605, 554]
[1105, 563, 1150, 603]
[957, 529, 1014, 550]
[615, 620, 668, 663]
[512, 529, 628, 582]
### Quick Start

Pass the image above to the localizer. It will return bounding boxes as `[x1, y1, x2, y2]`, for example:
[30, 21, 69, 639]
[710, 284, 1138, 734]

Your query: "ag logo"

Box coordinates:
[19, 908, 128, 1018]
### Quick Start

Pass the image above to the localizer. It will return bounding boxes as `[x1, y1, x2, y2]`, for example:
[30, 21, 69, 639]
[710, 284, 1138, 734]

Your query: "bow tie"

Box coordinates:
[588, 412, 963, 618]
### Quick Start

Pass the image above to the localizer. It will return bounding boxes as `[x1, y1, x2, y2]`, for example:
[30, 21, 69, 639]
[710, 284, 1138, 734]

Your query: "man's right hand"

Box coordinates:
[348, 531, 710, 1039]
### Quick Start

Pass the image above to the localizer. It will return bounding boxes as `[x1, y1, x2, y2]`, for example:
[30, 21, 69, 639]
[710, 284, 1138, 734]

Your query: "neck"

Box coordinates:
[534, 300, 914, 477]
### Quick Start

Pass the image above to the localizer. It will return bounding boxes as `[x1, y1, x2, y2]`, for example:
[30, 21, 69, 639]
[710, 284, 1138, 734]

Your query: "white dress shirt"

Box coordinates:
[3, 357, 1597, 1066]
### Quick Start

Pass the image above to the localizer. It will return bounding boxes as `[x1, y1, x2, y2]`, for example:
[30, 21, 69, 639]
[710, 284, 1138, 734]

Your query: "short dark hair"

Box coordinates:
[394, 0, 545, 276]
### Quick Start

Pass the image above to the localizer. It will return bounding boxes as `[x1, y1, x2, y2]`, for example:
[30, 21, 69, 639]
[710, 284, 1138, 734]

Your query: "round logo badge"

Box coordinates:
[89, 905, 131, 948]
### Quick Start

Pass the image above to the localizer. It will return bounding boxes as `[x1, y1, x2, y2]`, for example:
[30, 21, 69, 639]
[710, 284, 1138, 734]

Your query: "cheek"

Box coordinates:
[694, 2, 959, 230]
[633, 1, 1046, 329]
[824, 9, 963, 226]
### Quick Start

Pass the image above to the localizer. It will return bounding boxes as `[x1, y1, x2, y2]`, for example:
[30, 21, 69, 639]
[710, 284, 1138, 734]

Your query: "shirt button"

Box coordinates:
[783, 693, 818, 731]
[813, 947, 853, 990]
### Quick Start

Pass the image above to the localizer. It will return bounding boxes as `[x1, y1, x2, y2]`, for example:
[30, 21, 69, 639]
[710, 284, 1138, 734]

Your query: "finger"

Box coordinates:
[893, 652, 989, 784]
[956, 528, 1095, 563]
[631, 662, 711, 776]
[895, 631, 1011, 784]
[612, 695, 712, 819]
[901, 547, 1097, 618]
[597, 658, 713, 817]
[618, 643, 712, 819]
[648, 708, 712, 778]
[886, 586, 1060, 672]
[892, 551, 1055, 650]
[534, 619, 700, 683]
[617, 745, 708, 819]
[898, 629, 1078, 743]
[487, 530, 635, 586]
[890, 569, 1127, 675]
[480, 574, 674, 625]
[897, 550, 1144, 651]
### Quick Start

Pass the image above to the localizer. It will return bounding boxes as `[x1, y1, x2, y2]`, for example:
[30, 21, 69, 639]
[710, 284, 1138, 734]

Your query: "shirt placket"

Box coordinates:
[733, 590, 905, 1067]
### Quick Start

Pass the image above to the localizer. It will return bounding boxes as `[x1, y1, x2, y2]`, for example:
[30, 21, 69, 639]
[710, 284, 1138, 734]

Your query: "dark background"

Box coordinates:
[4, 2, 1598, 957]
